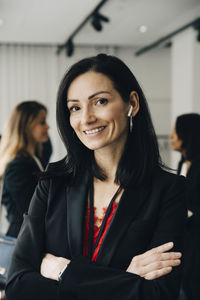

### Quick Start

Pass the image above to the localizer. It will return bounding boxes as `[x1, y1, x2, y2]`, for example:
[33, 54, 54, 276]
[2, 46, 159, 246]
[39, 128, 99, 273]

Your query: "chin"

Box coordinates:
[170, 144, 176, 151]
[83, 141, 105, 151]
[172, 147, 181, 152]
[41, 136, 49, 143]
[84, 145, 101, 151]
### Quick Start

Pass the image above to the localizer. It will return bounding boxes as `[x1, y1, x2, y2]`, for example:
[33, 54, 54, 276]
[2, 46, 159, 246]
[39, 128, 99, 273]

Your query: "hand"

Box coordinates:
[40, 253, 70, 281]
[126, 242, 181, 280]
[0, 290, 6, 300]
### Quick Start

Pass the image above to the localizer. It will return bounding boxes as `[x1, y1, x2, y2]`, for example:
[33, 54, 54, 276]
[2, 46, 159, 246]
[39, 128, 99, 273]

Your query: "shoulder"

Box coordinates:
[29, 166, 70, 215]
[4, 155, 37, 180]
[6, 155, 35, 169]
[41, 158, 74, 183]
[154, 167, 185, 182]
[188, 157, 200, 176]
[39, 162, 71, 189]
[152, 167, 186, 191]
[38, 160, 88, 193]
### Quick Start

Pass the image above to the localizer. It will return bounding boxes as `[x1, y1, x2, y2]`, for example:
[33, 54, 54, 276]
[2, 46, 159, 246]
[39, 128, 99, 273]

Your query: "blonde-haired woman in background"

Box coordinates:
[0, 101, 49, 237]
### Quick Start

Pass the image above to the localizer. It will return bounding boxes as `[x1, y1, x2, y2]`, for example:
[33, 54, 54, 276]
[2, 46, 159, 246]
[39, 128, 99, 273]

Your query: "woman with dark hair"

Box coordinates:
[0, 101, 49, 237]
[170, 113, 200, 300]
[6, 54, 186, 300]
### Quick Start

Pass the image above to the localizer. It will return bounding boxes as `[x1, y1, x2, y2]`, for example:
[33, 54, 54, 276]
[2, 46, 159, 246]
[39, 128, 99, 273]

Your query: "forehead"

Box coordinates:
[67, 72, 114, 99]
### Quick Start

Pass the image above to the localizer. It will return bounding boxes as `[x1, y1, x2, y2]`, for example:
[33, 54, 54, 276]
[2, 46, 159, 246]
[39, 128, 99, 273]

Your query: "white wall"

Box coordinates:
[116, 47, 171, 135]
[115, 47, 172, 166]
[0, 44, 171, 164]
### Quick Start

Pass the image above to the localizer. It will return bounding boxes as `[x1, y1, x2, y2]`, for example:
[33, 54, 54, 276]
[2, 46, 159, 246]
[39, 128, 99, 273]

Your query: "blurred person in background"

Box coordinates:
[170, 113, 200, 300]
[0, 101, 49, 238]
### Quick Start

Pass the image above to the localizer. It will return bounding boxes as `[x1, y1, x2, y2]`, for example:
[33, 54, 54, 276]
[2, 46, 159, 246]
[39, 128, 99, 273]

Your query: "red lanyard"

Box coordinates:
[88, 180, 122, 260]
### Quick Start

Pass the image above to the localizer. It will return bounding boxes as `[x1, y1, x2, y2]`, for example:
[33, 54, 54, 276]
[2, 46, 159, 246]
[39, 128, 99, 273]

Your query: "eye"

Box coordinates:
[69, 106, 80, 112]
[96, 98, 108, 105]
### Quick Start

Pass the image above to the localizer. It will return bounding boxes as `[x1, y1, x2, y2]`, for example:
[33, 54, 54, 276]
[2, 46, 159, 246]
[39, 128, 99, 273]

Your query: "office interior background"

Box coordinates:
[0, 0, 200, 168]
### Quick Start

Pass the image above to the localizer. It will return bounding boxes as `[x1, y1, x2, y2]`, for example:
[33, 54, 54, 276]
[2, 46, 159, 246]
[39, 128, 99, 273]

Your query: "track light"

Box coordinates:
[196, 30, 200, 42]
[56, 0, 110, 57]
[193, 18, 200, 42]
[65, 39, 74, 57]
[135, 17, 200, 56]
[91, 16, 102, 31]
[91, 12, 109, 32]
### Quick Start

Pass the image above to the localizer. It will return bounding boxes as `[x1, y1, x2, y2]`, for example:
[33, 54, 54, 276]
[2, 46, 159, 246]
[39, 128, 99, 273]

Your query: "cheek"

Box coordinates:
[178, 140, 182, 148]
[174, 136, 181, 145]
[69, 116, 77, 130]
[38, 126, 44, 134]
[107, 105, 127, 121]
[173, 139, 182, 150]
[113, 109, 128, 128]
[32, 126, 43, 137]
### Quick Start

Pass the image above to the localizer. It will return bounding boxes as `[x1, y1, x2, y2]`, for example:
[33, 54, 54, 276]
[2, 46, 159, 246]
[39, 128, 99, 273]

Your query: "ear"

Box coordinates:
[129, 91, 139, 117]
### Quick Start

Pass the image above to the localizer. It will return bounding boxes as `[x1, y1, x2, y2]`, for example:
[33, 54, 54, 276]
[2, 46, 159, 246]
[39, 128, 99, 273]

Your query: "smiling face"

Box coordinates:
[67, 71, 135, 152]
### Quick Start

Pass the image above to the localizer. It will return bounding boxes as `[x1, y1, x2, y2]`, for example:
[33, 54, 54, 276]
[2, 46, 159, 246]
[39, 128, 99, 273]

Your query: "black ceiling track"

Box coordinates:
[135, 17, 200, 56]
[56, 0, 110, 56]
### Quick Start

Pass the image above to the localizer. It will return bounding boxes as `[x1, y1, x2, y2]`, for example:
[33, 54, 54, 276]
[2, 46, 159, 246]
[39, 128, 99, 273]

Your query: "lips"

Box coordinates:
[84, 126, 106, 135]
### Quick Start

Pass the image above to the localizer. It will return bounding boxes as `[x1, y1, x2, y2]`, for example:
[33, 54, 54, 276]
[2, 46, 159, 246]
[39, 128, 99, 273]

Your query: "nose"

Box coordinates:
[81, 107, 97, 125]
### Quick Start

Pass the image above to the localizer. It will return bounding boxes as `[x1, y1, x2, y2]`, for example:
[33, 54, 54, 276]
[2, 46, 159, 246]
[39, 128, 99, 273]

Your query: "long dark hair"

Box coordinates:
[49, 54, 163, 187]
[176, 113, 200, 161]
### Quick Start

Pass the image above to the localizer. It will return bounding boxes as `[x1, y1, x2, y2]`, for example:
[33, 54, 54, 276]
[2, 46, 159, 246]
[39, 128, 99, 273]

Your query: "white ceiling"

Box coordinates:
[0, 0, 200, 49]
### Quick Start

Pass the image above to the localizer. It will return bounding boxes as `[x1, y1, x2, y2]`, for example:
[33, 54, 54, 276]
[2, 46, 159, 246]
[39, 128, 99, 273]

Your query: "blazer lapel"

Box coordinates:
[96, 182, 151, 266]
[66, 175, 89, 258]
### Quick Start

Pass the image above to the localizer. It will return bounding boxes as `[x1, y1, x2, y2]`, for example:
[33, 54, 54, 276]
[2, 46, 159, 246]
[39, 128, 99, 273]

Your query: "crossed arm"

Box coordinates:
[6, 176, 186, 300]
[41, 242, 181, 281]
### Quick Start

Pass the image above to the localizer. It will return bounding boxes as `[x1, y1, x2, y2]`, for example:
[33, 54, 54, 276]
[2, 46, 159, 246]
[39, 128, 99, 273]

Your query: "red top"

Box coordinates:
[83, 201, 118, 261]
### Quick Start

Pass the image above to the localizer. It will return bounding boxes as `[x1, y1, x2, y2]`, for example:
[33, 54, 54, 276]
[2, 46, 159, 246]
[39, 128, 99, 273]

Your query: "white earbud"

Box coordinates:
[127, 106, 133, 117]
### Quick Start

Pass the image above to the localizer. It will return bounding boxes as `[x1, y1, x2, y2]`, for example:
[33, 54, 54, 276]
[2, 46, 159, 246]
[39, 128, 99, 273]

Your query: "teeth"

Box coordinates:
[85, 126, 105, 134]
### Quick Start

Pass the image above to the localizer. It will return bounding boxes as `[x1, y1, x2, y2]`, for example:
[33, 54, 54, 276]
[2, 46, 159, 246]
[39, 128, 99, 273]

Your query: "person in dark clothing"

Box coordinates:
[0, 101, 49, 238]
[170, 113, 200, 300]
[6, 54, 186, 300]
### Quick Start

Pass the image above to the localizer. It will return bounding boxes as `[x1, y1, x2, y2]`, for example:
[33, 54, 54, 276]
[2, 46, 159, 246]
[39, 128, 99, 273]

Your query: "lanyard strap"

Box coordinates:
[88, 181, 94, 259]
[88, 180, 122, 260]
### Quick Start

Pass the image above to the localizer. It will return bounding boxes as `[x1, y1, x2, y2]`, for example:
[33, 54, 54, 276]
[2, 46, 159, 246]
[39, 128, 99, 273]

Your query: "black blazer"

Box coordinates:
[2, 155, 41, 236]
[185, 157, 200, 219]
[6, 167, 186, 300]
[177, 156, 200, 299]
[178, 156, 200, 221]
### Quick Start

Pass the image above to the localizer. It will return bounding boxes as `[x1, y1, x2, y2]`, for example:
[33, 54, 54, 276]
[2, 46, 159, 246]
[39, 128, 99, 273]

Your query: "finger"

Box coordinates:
[142, 242, 174, 258]
[138, 251, 182, 267]
[144, 267, 172, 280]
[133, 243, 174, 261]
[44, 253, 53, 259]
[140, 259, 181, 276]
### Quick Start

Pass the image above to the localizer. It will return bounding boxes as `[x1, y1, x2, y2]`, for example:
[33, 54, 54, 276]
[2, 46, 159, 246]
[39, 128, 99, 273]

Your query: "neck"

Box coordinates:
[181, 150, 188, 160]
[94, 142, 125, 183]
[26, 142, 37, 157]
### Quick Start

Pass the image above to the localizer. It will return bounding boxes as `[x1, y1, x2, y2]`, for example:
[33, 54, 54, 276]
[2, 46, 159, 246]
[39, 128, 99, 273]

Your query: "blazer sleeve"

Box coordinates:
[6, 179, 59, 300]
[186, 168, 200, 215]
[6, 176, 186, 300]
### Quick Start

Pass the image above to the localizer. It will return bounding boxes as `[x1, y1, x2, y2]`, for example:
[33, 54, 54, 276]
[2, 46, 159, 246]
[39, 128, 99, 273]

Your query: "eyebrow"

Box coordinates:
[67, 91, 111, 103]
